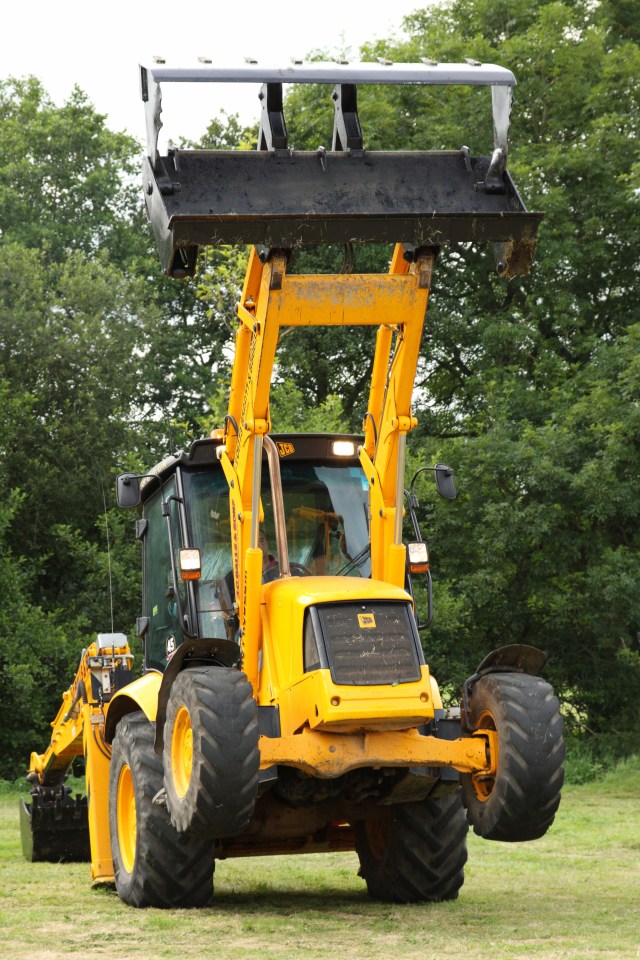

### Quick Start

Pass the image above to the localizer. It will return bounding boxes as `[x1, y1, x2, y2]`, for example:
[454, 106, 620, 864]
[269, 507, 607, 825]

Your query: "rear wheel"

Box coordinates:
[109, 712, 214, 908]
[163, 666, 260, 838]
[461, 672, 565, 841]
[354, 791, 468, 903]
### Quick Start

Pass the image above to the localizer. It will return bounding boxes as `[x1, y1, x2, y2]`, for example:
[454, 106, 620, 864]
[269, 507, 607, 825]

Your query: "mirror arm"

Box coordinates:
[404, 487, 423, 541]
[416, 570, 434, 632]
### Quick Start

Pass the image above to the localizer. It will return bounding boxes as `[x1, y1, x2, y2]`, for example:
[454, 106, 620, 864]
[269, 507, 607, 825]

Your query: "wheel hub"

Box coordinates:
[117, 763, 137, 874]
[470, 711, 498, 802]
[171, 705, 194, 798]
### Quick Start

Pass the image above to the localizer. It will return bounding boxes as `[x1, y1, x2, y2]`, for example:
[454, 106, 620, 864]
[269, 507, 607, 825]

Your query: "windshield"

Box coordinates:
[274, 462, 371, 577]
[183, 457, 371, 638]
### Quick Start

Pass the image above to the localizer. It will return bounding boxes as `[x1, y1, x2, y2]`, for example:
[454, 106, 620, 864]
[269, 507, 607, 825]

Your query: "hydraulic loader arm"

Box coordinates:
[218, 244, 436, 692]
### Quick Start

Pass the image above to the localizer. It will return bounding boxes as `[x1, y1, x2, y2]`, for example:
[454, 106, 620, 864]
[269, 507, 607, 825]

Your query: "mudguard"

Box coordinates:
[103, 671, 162, 744]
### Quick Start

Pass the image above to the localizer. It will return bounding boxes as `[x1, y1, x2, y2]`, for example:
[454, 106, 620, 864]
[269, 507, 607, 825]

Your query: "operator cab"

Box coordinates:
[120, 434, 370, 671]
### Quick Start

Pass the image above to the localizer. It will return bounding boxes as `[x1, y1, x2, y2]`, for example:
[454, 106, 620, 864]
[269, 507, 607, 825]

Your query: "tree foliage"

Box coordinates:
[0, 0, 639, 775]
[281, 0, 640, 741]
[371, 0, 640, 742]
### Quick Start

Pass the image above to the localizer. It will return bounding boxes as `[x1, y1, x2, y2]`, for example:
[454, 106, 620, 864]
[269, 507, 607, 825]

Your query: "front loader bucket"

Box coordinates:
[140, 61, 542, 278]
[20, 787, 90, 862]
[144, 149, 541, 278]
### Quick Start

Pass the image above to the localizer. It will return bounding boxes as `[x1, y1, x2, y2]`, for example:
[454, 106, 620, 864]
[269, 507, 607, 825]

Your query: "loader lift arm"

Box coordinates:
[219, 243, 436, 693]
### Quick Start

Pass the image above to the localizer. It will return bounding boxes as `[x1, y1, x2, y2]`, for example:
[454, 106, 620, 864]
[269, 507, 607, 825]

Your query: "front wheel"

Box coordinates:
[109, 712, 214, 908]
[461, 672, 565, 842]
[354, 791, 468, 903]
[163, 666, 259, 838]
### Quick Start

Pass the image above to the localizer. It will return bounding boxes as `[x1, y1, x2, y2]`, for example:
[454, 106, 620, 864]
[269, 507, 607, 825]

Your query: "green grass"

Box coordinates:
[2, 760, 639, 960]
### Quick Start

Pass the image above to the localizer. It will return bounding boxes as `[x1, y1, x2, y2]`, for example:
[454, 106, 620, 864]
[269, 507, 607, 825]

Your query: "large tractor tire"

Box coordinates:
[109, 712, 214, 908]
[460, 672, 565, 842]
[163, 666, 260, 838]
[354, 791, 468, 903]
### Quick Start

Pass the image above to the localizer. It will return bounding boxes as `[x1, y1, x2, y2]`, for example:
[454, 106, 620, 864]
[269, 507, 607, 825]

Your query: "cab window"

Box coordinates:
[143, 478, 181, 670]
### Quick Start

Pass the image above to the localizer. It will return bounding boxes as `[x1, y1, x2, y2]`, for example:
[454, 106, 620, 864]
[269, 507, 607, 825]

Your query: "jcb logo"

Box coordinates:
[358, 613, 376, 629]
[277, 441, 295, 457]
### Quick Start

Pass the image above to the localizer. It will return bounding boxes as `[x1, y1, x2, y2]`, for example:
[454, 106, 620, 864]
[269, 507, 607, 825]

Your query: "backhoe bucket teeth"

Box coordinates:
[140, 61, 542, 278]
[20, 787, 90, 862]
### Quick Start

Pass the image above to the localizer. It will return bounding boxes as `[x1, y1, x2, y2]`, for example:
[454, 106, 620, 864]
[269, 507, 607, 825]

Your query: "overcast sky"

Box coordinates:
[2, 0, 431, 149]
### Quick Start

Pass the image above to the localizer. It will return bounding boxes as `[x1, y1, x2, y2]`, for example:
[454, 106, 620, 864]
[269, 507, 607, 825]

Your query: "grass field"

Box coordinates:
[1, 759, 638, 960]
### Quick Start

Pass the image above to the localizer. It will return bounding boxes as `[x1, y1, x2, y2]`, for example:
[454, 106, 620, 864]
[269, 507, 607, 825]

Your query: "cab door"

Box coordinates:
[141, 477, 186, 670]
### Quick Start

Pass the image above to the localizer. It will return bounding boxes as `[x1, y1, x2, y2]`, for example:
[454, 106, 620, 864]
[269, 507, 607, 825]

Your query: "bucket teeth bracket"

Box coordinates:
[258, 82, 289, 153]
[332, 83, 363, 153]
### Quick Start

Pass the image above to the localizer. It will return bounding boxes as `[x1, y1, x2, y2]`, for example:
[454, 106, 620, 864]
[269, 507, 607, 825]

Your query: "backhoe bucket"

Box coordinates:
[140, 61, 542, 278]
[20, 787, 90, 862]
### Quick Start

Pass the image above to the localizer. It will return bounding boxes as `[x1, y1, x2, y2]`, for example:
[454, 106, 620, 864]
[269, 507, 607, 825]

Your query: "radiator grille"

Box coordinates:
[316, 601, 421, 686]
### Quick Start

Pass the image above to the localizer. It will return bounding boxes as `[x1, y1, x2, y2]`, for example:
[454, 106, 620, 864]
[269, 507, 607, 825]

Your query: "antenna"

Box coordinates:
[99, 475, 115, 634]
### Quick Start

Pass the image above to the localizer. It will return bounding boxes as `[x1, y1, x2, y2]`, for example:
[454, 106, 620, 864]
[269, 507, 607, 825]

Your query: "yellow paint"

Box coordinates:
[107, 671, 162, 725]
[84, 703, 114, 883]
[280, 667, 434, 737]
[225, 245, 436, 693]
[170, 706, 194, 798]
[258, 727, 490, 779]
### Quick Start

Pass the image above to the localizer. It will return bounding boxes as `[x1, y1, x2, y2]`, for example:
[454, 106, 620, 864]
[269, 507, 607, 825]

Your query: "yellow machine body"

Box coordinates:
[24, 247, 496, 882]
[23, 63, 560, 901]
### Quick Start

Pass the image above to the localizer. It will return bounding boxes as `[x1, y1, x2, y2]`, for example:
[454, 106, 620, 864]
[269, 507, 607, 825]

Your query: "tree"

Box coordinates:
[279, 2, 640, 743]
[0, 384, 79, 778]
[370, 0, 640, 744]
[0, 77, 144, 266]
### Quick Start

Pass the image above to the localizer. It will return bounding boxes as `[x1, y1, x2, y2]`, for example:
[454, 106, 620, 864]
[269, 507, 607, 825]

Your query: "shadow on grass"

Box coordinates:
[209, 889, 373, 911]
[90, 873, 425, 914]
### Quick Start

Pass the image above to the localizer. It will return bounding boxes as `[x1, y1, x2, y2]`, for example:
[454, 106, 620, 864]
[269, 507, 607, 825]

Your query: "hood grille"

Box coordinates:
[316, 601, 421, 686]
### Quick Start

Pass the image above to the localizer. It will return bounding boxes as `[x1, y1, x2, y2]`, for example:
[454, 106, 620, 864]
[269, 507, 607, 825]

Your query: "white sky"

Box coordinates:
[2, 0, 432, 149]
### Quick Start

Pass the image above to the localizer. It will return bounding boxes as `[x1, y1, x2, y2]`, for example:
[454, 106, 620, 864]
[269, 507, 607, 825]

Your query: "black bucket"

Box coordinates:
[20, 786, 91, 863]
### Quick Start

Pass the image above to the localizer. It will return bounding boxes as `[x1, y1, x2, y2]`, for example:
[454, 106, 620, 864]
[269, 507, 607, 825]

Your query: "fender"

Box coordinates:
[104, 639, 240, 749]
[461, 644, 548, 734]
[103, 671, 162, 744]
[474, 643, 547, 677]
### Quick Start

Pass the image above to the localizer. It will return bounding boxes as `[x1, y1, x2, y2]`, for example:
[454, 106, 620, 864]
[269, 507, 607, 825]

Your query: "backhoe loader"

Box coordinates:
[21, 60, 564, 907]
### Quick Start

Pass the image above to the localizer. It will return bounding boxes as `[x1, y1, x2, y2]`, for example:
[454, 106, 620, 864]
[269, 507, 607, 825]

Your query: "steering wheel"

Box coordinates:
[263, 561, 312, 583]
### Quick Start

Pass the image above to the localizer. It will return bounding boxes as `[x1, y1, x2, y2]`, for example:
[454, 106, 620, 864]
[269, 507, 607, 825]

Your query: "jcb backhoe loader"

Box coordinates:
[21, 61, 564, 907]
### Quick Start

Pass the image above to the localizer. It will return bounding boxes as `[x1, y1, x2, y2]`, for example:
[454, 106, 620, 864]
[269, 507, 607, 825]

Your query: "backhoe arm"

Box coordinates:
[24, 634, 132, 877]
[28, 634, 132, 786]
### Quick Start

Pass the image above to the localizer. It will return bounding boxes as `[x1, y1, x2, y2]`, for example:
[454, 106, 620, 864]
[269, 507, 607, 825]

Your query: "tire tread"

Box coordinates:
[163, 667, 259, 838]
[461, 672, 565, 842]
[355, 791, 468, 903]
[109, 712, 214, 908]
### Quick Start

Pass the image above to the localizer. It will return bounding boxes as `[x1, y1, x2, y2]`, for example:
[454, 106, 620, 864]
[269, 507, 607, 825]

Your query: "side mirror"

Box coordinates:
[116, 473, 142, 508]
[434, 464, 456, 500]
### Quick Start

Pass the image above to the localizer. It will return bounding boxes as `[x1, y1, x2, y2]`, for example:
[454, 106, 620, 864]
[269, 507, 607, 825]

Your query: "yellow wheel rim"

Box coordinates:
[171, 705, 193, 798]
[470, 709, 498, 803]
[117, 763, 137, 874]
